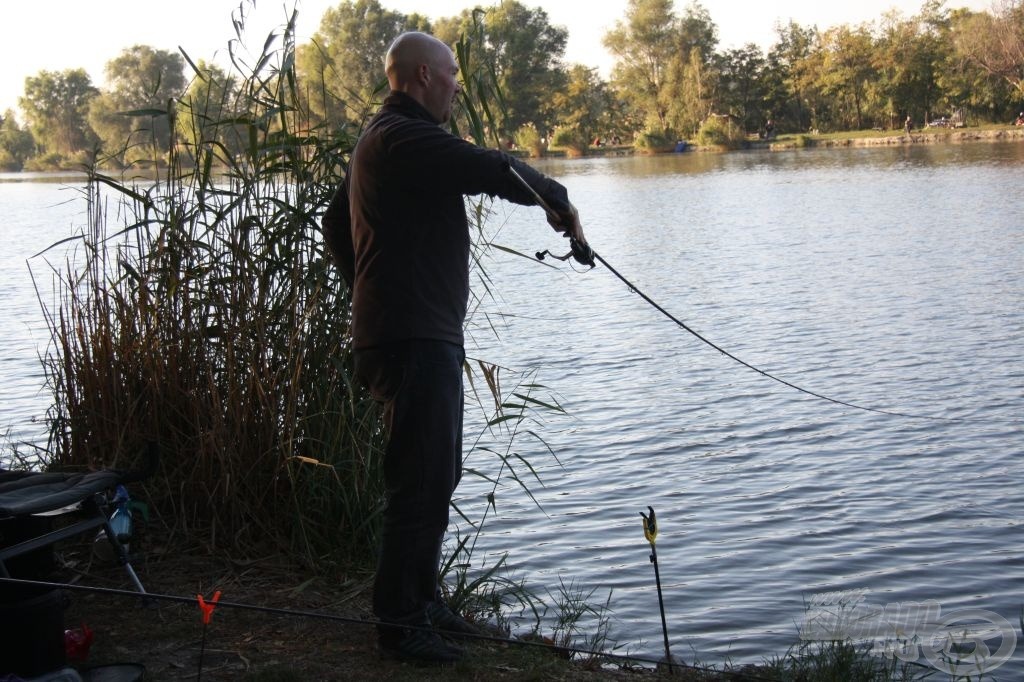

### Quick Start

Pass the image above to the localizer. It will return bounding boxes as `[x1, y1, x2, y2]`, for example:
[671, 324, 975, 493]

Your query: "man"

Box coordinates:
[321, 32, 585, 664]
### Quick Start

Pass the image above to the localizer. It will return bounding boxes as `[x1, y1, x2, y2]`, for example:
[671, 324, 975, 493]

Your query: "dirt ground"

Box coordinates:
[26, 534, 733, 682]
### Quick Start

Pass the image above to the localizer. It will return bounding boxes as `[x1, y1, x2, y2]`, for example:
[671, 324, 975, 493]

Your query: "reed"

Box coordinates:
[32, 7, 365, 568]
[37, 2, 567, 586]
[762, 638, 928, 681]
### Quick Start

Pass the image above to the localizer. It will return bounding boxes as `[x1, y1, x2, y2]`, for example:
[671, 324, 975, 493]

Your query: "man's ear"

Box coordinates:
[417, 63, 431, 86]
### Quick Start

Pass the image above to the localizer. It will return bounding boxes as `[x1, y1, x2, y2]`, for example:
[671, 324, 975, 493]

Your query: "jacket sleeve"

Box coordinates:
[505, 155, 572, 216]
[321, 177, 355, 289]
[385, 118, 572, 217]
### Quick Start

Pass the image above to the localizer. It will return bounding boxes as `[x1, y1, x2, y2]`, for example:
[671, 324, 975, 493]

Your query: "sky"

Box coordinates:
[1, 0, 994, 114]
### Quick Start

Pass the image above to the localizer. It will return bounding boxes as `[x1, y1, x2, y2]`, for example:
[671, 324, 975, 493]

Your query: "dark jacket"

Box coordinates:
[322, 91, 571, 350]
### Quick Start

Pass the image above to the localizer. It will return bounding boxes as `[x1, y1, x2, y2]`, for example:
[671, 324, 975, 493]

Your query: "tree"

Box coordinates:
[604, 0, 720, 141]
[296, 0, 430, 126]
[0, 110, 35, 170]
[436, 2, 568, 139]
[88, 45, 186, 165]
[950, 0, 1024, 110]
[715, 44, 769, 132]
[662, 45, 713, 137]
[604, 0, 679, 135]
[817, 25, 878, 130]
[873, 6, 948, 128]
[942, 8, 1014, 121]
[766, 20, 819, 132]
[677, 0, 718, 64]
[662, 1, 720, 137]
[480, 2, 568, 134]
[550, 64, 611, 150]
[19, 69, 98, 157]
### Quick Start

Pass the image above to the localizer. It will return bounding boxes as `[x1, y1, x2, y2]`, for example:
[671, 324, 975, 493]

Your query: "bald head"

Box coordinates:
[384, 32, 462, 123]
[385, 33, 451, 88]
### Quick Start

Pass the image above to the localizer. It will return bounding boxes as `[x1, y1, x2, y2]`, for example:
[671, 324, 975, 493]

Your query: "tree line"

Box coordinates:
[2, 0, 1022, 169]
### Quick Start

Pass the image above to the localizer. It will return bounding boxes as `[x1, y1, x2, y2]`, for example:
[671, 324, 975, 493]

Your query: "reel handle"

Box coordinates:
[536, 238, 595, 268]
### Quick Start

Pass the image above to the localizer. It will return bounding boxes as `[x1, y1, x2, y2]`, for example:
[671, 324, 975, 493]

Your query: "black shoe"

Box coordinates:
[426, 601, 482, 639]
[379, 625, 463, 665]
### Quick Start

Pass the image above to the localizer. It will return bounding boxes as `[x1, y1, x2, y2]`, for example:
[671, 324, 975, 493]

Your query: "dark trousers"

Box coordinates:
[354, 340, 464, 626]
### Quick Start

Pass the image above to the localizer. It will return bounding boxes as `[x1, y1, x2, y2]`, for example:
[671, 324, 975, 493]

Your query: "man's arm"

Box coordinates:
[384, 116, 584, 240]
[321, 178, 356, 289]
[505, 156, 585, 244]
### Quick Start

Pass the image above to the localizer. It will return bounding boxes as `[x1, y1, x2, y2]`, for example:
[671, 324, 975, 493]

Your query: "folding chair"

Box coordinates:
[0, 453, 155, 594]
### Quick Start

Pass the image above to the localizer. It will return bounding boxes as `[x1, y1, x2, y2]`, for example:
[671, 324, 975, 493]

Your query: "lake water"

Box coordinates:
[0, 175, 90, 458]
[2, 144, 1022, 674]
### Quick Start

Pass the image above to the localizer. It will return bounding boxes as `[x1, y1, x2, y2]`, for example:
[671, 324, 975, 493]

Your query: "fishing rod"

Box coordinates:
[507, 166, 970, 422]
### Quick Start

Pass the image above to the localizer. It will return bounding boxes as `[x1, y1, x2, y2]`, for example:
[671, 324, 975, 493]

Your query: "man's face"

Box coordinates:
[424, 48, 461, 124]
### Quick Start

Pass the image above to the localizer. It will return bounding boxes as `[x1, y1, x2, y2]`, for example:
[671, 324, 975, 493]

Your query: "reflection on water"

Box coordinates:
[539, 138, 1024, 179]
[0, 171, 89, 184]
[2, 143, 1023, 671]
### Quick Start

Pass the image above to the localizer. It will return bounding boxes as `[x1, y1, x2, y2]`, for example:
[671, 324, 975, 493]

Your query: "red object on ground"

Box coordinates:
[65, 623, 94, 662]
[197, 590, 222, 624]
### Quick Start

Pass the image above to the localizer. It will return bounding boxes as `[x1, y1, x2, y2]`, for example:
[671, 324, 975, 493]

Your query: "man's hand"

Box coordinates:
[546, 202, 593, 267]
[547, 202, 586, 245]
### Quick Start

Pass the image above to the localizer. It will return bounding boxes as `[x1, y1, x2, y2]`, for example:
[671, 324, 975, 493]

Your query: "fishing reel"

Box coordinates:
[535, 237, 596, 269]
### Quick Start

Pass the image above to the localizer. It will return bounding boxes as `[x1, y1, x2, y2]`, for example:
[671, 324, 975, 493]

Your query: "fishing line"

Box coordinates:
[0, 576, 786, 680]
[507, 166, 987, 423]
[589, 250, 957, 421]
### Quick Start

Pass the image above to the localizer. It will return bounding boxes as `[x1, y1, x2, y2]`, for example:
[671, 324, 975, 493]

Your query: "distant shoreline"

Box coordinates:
[536, 125, 1024, 158]
[756, 126, 1024, 151]
[4, 127, 1022, 176]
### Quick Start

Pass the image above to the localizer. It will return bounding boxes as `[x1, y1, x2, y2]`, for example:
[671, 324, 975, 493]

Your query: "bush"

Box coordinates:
[513, 124, 546, 158]
[23, 152, 66, 171]
[633, 129, 675, 153]
[550, 126, 588, 157]
[0, 148, 20, 171]
[696, 116, 746, 149]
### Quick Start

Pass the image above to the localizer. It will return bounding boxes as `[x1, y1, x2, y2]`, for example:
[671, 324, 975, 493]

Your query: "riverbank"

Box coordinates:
[5, 126, 1022, 177]
[758, 125, 1024, 151]
[528, 124, 1024, 159]
[51, 533, 880, 681]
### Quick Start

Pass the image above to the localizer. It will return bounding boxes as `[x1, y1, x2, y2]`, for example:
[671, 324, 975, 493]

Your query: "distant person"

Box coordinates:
[764, 119, 775, 140]
[320, 31, 586, 665]
[904, 115, 913, 135]
[1015, 112, 1024, 126]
